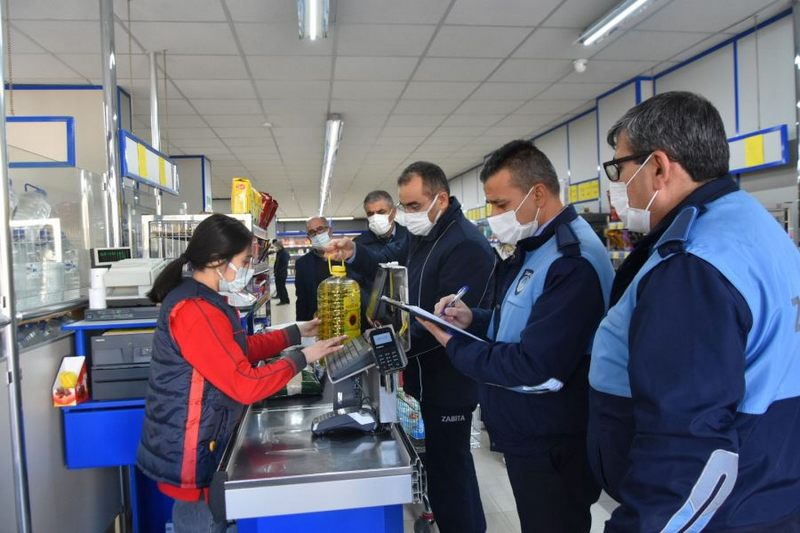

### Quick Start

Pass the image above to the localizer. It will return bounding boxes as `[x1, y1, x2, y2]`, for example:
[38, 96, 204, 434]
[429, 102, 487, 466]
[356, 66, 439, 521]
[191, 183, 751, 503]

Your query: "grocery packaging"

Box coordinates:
[52, 356, 89, 407]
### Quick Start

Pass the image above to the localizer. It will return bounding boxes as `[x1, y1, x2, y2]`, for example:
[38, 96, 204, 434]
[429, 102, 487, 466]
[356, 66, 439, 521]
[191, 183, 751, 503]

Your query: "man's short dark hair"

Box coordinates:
[607, 91, 729, 182]
[363, 190, 394, 207]
[480, 139, 560, 195]
[398, 161, 450, 197]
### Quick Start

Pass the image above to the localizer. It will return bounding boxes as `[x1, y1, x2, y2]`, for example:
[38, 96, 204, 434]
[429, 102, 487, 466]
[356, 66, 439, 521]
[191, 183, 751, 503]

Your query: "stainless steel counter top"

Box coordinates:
[213, 400, 421, 520]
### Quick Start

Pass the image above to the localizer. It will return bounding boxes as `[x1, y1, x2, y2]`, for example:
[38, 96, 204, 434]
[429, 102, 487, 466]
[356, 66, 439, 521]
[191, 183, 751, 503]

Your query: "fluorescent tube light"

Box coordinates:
[579, 0, 654, 47]
[330, 217, 354, 221]
[318, 114, 343, 216]
[277, 217, 309, 223]
[297, 0, 329, 41]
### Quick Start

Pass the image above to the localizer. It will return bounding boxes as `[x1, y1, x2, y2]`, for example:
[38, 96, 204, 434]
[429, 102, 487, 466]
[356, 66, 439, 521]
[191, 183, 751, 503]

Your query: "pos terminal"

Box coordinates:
[311, 263, 411, 436]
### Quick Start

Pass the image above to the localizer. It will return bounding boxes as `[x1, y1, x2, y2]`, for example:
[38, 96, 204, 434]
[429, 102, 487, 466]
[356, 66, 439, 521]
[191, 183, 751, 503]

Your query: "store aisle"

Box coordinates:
[269, 286, 617, 532]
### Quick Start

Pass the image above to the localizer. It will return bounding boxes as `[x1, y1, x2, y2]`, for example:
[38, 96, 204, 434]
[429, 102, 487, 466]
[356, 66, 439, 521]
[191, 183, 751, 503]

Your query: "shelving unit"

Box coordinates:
[605, 220, 639, 269]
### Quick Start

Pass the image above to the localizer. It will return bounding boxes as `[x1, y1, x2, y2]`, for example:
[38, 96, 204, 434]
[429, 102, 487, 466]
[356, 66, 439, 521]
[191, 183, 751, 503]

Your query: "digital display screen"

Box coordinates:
[372, 332, 392, 346]
[97, 248, 132, 262]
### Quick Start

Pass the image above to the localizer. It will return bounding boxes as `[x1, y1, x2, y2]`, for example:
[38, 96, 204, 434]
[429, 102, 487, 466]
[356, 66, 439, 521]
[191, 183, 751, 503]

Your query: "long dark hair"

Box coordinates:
[147, 214, 253, 303]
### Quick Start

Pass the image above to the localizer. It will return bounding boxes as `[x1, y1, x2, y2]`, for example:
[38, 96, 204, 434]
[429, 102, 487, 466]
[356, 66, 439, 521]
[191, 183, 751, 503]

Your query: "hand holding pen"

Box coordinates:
[432, 286, 473, 329]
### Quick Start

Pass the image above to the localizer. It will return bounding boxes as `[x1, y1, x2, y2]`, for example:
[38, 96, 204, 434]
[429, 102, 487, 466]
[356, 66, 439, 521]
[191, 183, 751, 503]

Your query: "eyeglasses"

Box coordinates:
[307, 225, 329, 237]
[603, 152, 650, 182]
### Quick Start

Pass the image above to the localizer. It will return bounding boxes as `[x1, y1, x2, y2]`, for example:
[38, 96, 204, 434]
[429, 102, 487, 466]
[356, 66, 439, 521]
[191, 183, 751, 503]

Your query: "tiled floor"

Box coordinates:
[269, 285, 618, 533]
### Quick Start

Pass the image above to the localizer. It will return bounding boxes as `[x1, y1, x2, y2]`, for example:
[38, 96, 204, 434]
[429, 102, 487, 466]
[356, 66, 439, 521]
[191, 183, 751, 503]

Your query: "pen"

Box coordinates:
[440, 286, 469, 316]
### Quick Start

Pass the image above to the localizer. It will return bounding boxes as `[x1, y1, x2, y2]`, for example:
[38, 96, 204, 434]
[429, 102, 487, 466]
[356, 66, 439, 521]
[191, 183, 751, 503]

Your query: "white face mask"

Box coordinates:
[608, 153, 658, 233]
[487, 186, 539, 246]
[217, 262, 253, 293]
[404, 196, 441, 237]
[311, 232, 331, 250]
[368, 213, 393, 236]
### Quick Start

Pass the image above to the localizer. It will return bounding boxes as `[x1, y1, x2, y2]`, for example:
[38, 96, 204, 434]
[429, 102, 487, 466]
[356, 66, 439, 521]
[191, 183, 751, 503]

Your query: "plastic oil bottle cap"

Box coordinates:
[328, 259, 346, 277]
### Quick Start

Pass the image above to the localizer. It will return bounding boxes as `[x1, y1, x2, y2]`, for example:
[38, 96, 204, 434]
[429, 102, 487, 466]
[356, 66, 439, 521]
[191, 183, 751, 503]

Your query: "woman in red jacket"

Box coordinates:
[136, 214, 345, 532]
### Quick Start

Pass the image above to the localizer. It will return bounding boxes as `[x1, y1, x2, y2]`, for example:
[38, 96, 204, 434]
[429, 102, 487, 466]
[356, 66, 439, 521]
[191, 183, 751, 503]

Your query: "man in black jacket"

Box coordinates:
[327, 162, 496, 533]
[272, 240, 290, 305]
[295, 216, 333, 321]
[352, 190, 409, 326]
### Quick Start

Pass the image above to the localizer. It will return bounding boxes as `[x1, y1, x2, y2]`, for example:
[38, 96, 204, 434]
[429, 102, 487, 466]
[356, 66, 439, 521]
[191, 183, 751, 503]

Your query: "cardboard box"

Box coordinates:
[52, 356, 89, 407]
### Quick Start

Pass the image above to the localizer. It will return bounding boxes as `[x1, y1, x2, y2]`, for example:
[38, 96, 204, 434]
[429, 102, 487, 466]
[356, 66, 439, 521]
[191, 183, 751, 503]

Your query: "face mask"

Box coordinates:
[217, 262, 253, 293]
[487, 186, 539, 246]
[368, 213, 392, 236]
[311, 232, 331, 250]
[404, 196, 442, 237]
[608, 153, 658, 233]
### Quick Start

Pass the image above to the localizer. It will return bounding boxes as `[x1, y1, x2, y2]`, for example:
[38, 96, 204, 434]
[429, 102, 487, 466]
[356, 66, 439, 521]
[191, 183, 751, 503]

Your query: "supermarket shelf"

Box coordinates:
[608, 250, 630, 260]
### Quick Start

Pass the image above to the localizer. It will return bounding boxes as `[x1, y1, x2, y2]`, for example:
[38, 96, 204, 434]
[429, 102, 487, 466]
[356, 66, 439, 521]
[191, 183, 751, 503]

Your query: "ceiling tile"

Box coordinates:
[513, 28, 585, 59]
[515, 99, 587, 115]
[249, 56, 332, 80]
[636, 0, 775, 33]
[129, 22, 239, 54]
[337, 24, 436, 56]
[402, 81, 479, 100]
[262, 99, 329, 115]
[331, 99, 397, 117]
[165, 55, 249, 80]
[167, 127, 219, 140]
[446, 0, 561, 26]
[386, 114, 448, 127]
[543, 0, 622, 29]
[205, 114, 268, 127]
[413, 58, 502, 82]
[442, 114, 505, 127]
[381, 126, 438, 138]
[8, 26, 46, 54]
[332, 81, 405, 100]
[432, 126, 487, 137]
[255, 80, 330, 99]
[173, 79, 255, 99]
[561, 59, 660, 83]
[8, 54, 83, 79]
[335, 57, 418, 81]
[428, 26, 530, 58]
[394, 99, 463, 115]
[456, 99, 526, 114]
[116, 0, 226, 21]
[483, 125, 537, 137]
[135, 98, 197, 116]
[191, 99, 263, 115]
[14, 21, 103, 54]
[161, 115, 207, 128]
[226, 0, 298, 22]
[14, 0, 98, 20]
[471, 82, 549, 100]
[214, 127, 272, 138]
[593, 30, 714, 61]
[495, 113, 562, 128]
[337, 0, 451, 24]
[535, 82, 614, 100]
[236, 23, 333, 56]
[489, 59, 572, 83]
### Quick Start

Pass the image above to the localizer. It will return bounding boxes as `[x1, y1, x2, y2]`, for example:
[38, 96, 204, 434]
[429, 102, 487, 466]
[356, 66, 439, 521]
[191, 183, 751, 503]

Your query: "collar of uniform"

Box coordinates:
[517, 204, 578, 253]
[420, 196, 462, 242]
[635, 175, 739, 254]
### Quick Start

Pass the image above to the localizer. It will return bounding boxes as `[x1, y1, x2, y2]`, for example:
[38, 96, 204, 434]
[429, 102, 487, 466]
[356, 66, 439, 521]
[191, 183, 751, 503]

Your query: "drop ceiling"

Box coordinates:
[5, 0, 791, 216]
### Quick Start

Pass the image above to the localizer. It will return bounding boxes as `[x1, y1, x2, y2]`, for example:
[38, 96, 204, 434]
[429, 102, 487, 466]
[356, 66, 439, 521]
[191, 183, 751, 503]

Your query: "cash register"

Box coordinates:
[311, 263, 411, 436]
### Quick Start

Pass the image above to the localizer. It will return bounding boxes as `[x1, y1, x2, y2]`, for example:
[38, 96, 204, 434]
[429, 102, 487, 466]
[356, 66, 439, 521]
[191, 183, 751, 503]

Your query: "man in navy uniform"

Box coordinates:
[418, 140, 614, 532]
[589, 91, 800, 531]
[326, 162, 495, 533]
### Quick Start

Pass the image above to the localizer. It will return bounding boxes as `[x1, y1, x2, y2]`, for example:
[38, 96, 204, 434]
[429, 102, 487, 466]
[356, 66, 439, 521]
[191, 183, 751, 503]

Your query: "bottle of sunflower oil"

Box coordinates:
[317, 260, 361, 342]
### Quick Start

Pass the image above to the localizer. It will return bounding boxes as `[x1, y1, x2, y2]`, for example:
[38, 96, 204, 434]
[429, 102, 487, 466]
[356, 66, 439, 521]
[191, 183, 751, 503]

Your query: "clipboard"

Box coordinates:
[380, 296, 487, 343]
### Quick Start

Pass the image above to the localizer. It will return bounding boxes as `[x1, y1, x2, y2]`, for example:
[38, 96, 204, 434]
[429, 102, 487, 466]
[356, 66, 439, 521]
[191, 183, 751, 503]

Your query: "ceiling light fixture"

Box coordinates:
[318, 114, 343, 216]
[277, 217, 309, 223]
[330, 216, 354, 221]
[297, 0, 329, 41]
[579, 0, 655, 47]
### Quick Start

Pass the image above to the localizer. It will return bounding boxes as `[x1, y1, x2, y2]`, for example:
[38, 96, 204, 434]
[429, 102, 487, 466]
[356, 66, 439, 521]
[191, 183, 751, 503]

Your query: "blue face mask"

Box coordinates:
[217, 262, 253, 293]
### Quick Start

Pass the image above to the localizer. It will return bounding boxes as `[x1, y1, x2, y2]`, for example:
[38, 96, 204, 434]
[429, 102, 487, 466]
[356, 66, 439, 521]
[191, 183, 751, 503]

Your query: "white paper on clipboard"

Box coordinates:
[380, 296, 487, 343]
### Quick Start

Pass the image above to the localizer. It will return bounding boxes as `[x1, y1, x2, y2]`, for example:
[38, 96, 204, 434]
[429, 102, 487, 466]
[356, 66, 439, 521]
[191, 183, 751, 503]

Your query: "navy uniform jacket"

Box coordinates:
[589, 176, 800, 532]
[348, 197, 496, 408]
[294, 251, 330, 321]
[446, 206, 614, 455]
